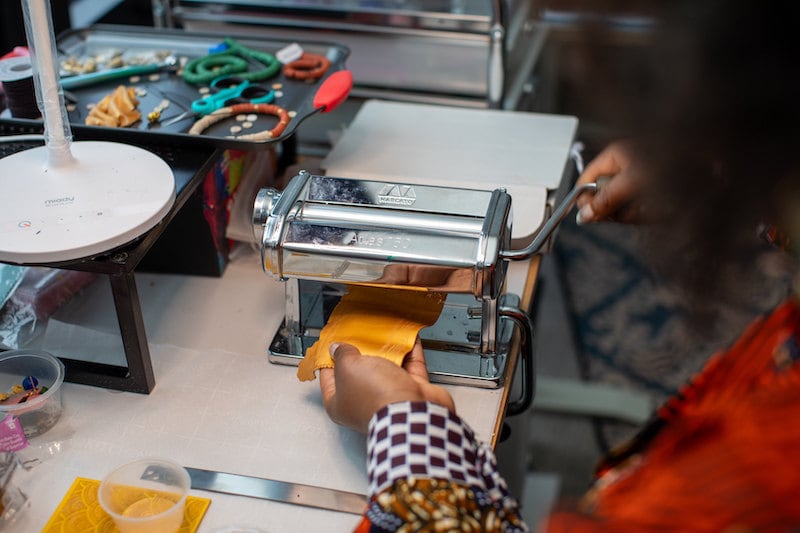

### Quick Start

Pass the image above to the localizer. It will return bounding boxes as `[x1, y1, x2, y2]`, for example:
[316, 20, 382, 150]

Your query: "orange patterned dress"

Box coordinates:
[546, 296, 800, 532]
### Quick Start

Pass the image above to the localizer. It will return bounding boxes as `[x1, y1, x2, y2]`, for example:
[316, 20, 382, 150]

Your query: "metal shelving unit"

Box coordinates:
[153, 0, 546, 111]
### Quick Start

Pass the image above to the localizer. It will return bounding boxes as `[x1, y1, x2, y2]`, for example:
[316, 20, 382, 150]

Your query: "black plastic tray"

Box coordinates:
[43, 25, 349, 151]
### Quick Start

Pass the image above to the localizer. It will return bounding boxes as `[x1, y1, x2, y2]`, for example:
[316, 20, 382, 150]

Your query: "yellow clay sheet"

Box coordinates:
[297, 285, 447, 381]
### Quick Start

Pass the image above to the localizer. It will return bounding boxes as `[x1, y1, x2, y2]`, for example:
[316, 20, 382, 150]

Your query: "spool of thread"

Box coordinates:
[0, 56, 39, 119]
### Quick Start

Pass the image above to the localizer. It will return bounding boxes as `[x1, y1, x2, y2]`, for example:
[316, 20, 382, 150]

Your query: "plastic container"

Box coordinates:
[98, 457, 190, 533]
[0, 350, 64, 438]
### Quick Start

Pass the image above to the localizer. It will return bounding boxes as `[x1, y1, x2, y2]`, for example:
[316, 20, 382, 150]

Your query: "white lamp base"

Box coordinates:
[0, 141, 176, 264]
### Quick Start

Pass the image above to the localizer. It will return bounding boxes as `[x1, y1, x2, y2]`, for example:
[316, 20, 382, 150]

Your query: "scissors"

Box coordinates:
[190, 75, 275, 115]
[158, 75, 275, 127]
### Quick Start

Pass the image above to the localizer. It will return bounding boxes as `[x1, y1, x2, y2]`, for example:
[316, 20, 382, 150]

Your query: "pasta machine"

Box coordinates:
[252, 171, 595, 414]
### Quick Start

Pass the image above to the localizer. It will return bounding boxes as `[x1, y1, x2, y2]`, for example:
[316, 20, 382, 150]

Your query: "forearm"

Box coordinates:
[359, 401, 529, 532]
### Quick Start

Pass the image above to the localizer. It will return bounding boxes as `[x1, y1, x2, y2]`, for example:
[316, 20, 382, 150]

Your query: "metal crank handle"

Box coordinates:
[501, 177, 607, 261]
[500, 306, 535, 416]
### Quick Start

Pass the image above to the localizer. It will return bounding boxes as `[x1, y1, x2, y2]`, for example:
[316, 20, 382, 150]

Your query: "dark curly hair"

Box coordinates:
[587, 0, 800, 315]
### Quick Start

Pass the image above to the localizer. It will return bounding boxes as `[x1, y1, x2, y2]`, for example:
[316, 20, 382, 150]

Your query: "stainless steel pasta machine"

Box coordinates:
[252, 171, 596, 414]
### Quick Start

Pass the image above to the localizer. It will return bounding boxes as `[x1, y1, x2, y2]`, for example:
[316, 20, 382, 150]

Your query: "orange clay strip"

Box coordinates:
[283, 52, 331, 81]
[297, 285, 447, 381]
[85, 85, 141, 127]
[188, 103, 290, 140]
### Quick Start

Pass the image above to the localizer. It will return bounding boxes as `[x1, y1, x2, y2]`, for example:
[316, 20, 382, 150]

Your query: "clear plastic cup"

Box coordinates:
[98, 457, 190, 533]
[0, 350, 65, 438]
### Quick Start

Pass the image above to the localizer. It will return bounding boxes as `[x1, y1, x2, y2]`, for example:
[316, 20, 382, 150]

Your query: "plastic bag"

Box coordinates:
[0, 267, 96, 350]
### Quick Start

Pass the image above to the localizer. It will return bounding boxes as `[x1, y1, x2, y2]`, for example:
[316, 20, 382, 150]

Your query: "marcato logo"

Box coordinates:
[44, 196, 75, 207]
[377, 184, 416, 206]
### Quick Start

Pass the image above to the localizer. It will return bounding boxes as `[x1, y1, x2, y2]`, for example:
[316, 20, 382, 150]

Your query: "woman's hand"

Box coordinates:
[319, 340, 455, 433]
[576, 140, 646, 224]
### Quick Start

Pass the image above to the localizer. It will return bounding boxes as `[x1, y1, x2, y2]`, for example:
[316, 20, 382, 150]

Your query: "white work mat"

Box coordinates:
[322, 100, 578, 241]
[17, 249, 510, 532]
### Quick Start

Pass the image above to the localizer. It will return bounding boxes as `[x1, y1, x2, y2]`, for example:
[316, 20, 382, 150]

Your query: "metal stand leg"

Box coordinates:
[61, 272, 156, 393]
[109, 272, 156, 393]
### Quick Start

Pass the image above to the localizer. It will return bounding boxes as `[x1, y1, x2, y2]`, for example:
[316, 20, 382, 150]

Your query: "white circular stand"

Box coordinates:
[0, 0, 177, 265]
[0, 140, 175, 263]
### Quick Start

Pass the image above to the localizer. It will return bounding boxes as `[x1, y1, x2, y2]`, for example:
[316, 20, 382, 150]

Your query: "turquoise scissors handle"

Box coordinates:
[191, 78, 275, 115]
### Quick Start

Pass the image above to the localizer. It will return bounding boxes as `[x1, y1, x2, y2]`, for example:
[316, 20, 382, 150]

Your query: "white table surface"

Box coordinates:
[14, 247, 533, 532]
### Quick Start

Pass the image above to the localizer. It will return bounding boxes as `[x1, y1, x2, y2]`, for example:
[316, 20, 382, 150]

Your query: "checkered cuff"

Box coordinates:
[366, 401, 510, 501]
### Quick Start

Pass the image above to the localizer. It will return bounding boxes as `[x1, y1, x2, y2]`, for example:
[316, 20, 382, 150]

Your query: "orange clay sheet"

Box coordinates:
[297, 285, 447, 381]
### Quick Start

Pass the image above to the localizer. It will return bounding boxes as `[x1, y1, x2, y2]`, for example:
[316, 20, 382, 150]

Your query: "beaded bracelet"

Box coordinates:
[188, 103, 291, 141]
[183, 38, 282, 85]
[283, 52, 331, 81]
